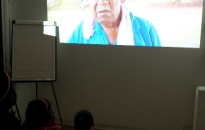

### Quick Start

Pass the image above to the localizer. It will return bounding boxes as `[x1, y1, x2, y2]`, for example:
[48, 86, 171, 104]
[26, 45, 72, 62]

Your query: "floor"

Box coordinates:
[63, 125, 74, 130]
[62, 125, 101, 130]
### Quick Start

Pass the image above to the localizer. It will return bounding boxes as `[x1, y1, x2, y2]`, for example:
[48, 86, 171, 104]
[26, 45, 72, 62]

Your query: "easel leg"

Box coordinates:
[36, 82, 38, 99]
[51, 82, 63, 126]
[14, 102, 22, 123]
[12, 83, 22, 123]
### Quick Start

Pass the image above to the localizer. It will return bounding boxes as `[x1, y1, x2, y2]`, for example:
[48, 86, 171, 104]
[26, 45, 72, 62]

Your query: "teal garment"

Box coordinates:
[68, 12, 161, 46]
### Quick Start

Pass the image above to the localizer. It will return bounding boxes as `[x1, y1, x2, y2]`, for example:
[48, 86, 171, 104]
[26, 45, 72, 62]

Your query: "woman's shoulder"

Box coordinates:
[129, 12, 153, 28]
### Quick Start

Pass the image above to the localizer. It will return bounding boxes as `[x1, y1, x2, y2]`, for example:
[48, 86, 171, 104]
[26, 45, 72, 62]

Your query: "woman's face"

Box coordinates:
[91, 0, 122, 27]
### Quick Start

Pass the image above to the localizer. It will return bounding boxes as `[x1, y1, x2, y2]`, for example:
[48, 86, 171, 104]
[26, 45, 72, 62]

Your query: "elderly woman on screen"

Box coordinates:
[68, 0, 161, 46]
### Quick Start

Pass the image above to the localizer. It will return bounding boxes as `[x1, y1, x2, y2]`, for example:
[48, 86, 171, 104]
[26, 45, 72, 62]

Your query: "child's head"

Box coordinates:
[25, 98, 54, 130]
[0, 72, 17, 111]
[74, 110, 94, 130]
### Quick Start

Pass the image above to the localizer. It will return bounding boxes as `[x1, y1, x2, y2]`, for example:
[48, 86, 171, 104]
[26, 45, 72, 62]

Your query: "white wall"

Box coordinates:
[3, 0, 205, 130]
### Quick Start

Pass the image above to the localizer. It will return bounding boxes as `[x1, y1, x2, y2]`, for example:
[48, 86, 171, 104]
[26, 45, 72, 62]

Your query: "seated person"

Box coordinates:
[22, 98, 62, 130]
[68, 0, 161, 46]
[0, 72, 23, 130]
[74, 110, 95, 130]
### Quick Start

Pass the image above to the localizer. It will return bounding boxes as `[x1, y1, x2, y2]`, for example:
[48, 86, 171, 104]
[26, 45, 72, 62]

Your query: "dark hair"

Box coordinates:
[74, 110, 94, 130]
[25, 98, 53, 130]
[0, 72, 17, 111]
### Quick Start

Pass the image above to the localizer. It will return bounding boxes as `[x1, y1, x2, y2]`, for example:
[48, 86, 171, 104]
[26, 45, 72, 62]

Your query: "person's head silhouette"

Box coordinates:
[0, 72, 17, 112]
[74, 110, 94, 130]
[0, 72, 22, 130]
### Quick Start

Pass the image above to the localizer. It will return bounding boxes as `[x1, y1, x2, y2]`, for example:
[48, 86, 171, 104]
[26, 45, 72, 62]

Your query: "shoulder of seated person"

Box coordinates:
[39, 125, 62, 130]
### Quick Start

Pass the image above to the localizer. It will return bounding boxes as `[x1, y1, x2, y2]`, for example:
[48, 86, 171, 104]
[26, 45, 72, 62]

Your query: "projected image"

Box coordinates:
[48, 0, 203, 48]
